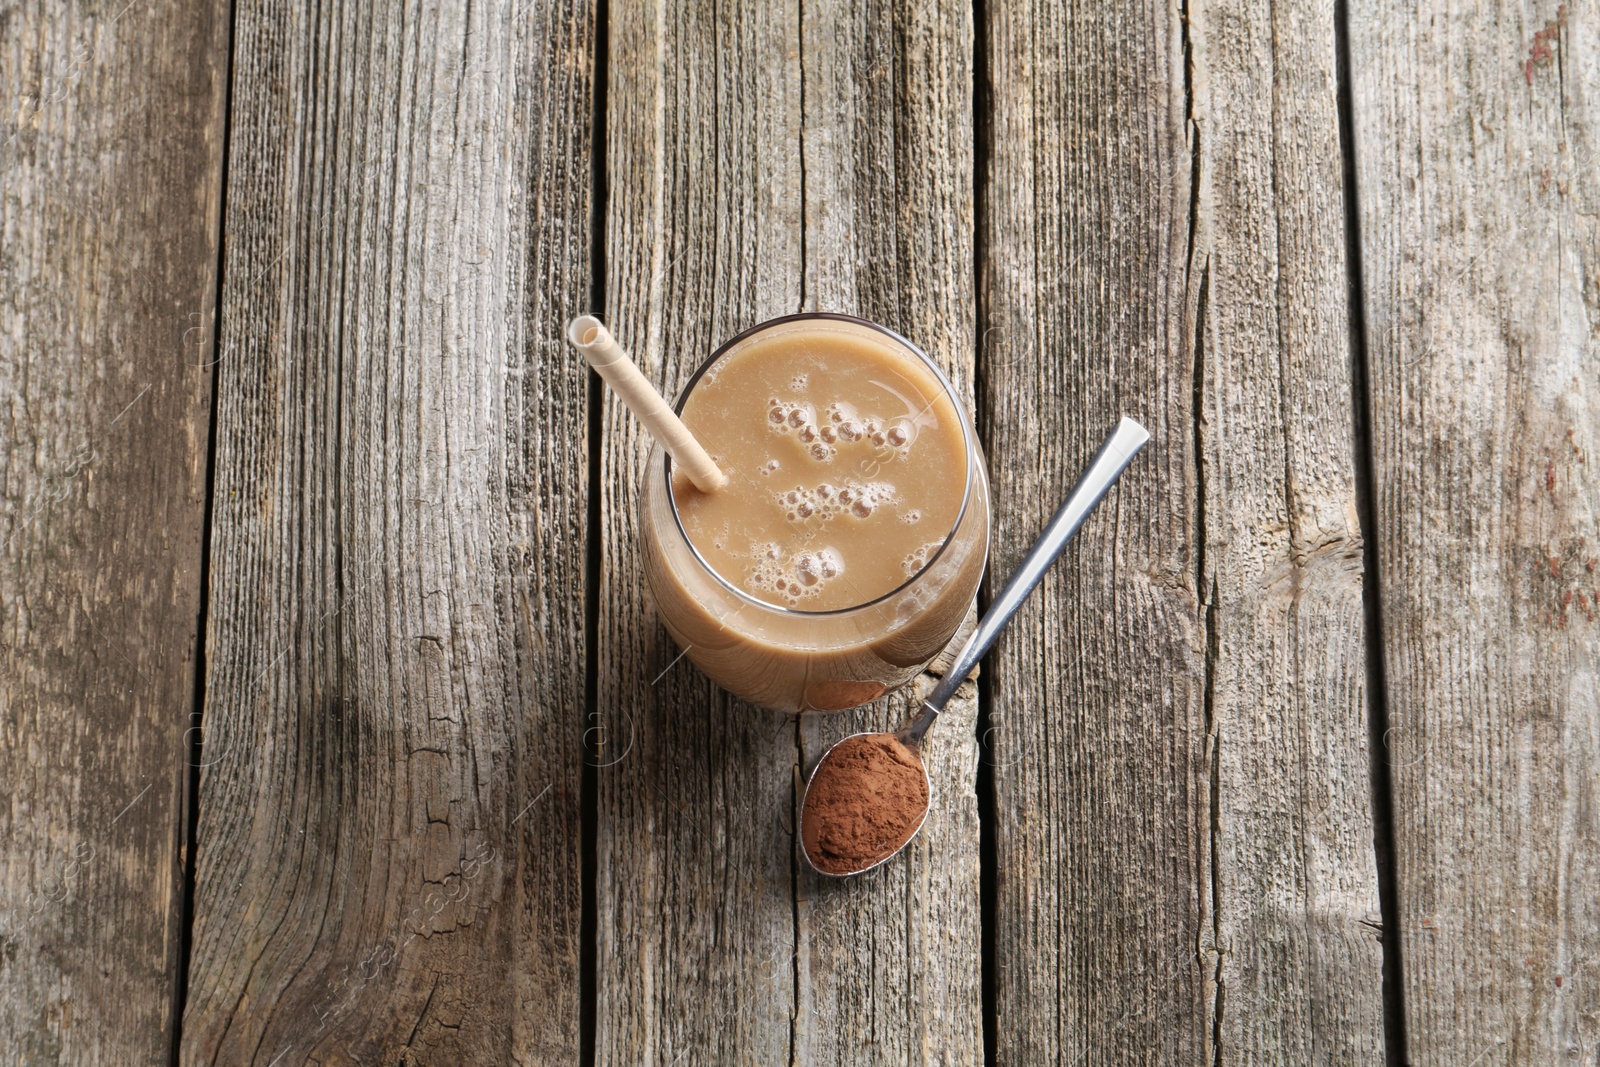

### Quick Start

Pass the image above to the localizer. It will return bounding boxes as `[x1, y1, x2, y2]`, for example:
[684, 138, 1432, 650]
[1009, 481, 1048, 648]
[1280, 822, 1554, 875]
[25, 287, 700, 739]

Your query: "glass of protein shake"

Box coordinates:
[641, 314, 990, 713]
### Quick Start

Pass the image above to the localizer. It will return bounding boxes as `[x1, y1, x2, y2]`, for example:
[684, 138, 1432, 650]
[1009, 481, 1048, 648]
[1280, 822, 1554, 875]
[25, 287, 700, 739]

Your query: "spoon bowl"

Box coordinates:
[800, 729, 931, 878]
[798, 417, 1150, 877]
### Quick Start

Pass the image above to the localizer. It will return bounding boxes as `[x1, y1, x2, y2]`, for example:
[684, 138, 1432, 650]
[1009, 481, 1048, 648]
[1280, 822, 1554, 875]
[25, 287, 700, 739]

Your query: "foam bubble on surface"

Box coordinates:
[765, 397, 843, 462]
[901, 538, 947, 577]
[766, 395, 921, 472]
[772, 480, 896, 526]
[745, 543, 847, 603]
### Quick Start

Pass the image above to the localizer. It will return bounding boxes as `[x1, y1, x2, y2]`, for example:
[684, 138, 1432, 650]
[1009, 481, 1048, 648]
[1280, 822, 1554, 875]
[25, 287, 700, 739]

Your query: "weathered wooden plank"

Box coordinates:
[1350, 2, 1600, 1061]
[983, 5, 1208, 1060]
[795, 664, 981, 1065]
[795, 0, 984, 1062]
[0, 0, 227, 1060]
[597, 0, 982, 1061]
[984, 0, 1382, 1061]
[595, 0, 801, 1061]
[180, 0, 594, 1061]
[1192, 0, 1385, 1059]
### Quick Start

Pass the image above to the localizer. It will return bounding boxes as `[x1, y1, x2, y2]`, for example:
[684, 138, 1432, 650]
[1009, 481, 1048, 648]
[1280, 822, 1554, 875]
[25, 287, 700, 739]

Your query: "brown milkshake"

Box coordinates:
[640, 315, 989, 713]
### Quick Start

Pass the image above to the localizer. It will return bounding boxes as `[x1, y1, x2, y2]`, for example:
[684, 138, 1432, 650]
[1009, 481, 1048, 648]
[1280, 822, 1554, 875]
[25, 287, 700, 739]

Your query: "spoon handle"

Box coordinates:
[902, 416, 1150, 746]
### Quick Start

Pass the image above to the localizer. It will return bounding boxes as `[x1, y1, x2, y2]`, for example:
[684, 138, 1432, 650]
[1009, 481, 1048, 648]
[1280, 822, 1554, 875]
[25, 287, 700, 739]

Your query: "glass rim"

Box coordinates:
[663, 312, 976, 618]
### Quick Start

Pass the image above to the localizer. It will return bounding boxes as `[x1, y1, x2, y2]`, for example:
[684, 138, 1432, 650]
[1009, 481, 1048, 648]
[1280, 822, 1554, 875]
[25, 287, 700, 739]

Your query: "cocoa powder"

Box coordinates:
[802, 733, 929, 874]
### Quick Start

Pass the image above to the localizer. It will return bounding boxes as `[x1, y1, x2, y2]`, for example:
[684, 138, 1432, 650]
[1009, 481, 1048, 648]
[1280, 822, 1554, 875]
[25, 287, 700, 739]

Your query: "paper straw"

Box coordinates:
[567, 316, 727, 493]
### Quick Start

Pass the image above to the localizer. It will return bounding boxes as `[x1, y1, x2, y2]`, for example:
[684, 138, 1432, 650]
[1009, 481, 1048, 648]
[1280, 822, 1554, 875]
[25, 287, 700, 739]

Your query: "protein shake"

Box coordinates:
[641, 314, 989, 713]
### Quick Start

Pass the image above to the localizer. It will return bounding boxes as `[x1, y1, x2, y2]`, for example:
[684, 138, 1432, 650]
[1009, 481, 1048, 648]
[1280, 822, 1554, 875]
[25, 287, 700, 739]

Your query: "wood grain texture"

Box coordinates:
[597, 0, 982, 1062]
[796, 658, 981, 1066]
[796, 0, 984, 1061]
[0, 0, 227, 1061]
[983, 0, 1381, 1061]
[983, 5, 1208, 1060]
[1192, 0, 1384, 1059]
[180, 0, 594, 1061]
[596, 0, 801, 1062]
[1349, 1, 1600, 1062]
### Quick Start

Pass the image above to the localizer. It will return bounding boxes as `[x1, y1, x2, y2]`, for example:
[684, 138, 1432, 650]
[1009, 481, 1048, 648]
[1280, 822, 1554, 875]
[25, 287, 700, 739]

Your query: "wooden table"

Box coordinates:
[3, 0, 1595, 1063]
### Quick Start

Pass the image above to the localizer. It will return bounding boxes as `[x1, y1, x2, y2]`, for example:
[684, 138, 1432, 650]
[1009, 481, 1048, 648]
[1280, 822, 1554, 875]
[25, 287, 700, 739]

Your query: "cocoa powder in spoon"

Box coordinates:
[801, 733, 929, 875]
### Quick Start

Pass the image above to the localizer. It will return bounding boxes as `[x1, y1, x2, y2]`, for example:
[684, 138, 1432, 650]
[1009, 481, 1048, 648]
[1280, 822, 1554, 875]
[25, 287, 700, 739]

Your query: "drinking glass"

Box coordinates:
[640, 313, 990, 713]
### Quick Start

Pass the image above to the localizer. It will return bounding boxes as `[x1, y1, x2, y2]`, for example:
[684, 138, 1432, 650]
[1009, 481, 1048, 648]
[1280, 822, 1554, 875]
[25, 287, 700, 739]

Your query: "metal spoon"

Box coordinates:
[800, 416, 1151, 877]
